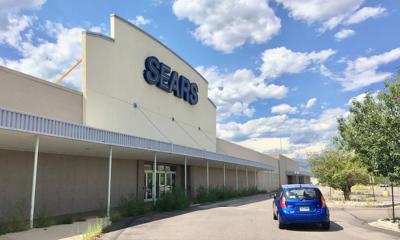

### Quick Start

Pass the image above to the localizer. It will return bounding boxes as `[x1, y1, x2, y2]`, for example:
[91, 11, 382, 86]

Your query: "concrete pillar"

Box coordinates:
[106, 146, 112, 218]
[29, 135, 40, 228]
[153, 152, 157, 205]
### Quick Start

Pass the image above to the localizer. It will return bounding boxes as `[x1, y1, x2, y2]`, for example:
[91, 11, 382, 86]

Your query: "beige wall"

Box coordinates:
[0, 66, 83, 123]
[189, 166, 258, 196]
[83, 15, 216, 151]
[0, 149, 138, 221]
[216, 139, 279, 170]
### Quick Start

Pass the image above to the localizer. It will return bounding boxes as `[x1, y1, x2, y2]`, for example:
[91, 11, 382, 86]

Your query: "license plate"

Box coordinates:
[299, 206, 310, 212]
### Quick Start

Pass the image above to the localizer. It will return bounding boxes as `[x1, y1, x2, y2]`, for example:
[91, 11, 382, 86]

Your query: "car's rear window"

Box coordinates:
[284, 188, 321, 200]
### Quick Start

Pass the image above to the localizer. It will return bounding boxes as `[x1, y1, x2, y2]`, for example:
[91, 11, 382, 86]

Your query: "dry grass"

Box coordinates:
[82, 218, 109, 240]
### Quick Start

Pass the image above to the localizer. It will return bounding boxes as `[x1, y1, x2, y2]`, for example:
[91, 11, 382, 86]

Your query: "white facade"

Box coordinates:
[83, 15, 216, 152]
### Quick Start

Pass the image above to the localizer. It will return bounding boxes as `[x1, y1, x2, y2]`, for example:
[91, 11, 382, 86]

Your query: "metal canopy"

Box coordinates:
[0, 107, 275, 171]
[286, 170, 313, 177]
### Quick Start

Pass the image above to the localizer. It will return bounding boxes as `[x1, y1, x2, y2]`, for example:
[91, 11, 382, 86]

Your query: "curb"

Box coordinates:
[329, 202, 400, 208]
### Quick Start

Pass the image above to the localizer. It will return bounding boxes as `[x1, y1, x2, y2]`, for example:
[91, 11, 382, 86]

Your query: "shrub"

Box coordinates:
[112, 193, 152, 221]
[0, 201, 29, 235]
[117, 194, 149, 218]
[155, 188, 190, 211]
[196, 186, 261, 203]
[58, 216, 73, 225]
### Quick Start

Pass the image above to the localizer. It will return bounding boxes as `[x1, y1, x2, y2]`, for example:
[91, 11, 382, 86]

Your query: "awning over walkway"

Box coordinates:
[286, 169, 313, 177]
[0, 107, 275, 171]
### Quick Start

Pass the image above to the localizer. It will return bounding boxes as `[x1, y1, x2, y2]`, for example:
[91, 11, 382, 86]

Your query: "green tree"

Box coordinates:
[337, 76, 400, 219]
[308, 148, 369, 200]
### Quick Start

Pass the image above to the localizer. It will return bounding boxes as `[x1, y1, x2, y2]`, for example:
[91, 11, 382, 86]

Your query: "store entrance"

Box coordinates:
[144, 164, 176, 201]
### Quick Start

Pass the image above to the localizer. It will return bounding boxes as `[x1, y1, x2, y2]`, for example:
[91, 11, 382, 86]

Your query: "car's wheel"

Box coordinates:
[278, 221, 286, 229]
[277, 214, 285, 229]
[322, 221, 330, 230]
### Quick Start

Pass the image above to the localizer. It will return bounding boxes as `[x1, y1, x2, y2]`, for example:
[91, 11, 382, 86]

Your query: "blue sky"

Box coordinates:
[1, 0, 399, 162]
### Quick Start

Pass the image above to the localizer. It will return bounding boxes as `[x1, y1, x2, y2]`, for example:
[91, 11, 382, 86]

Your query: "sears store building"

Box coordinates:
[0, 14, 311, 225]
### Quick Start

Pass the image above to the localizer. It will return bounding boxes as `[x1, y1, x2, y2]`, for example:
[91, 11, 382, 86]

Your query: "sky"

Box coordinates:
[0, 0, 399, 166]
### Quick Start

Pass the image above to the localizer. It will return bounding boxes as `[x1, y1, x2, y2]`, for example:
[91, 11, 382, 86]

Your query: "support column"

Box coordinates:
[206, 160, 209, 189]
[184, 156, 187, 195]
[30, 135, 40, 228]
[254, 169, 257, 189]
[246, 167, 249, 189]
[235, 166, 238, 190]
[223, 163, 226, 188]
[153, 152, 157, 205]
[106, 146, 113, 218]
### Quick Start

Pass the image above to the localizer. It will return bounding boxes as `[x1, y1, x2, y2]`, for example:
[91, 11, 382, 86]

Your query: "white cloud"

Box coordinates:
[334, 29, 355, 41]
[271, 104, 297, 114]
[0, 0, 46, 48]
[276, 0, 386, 31]
[260, 47, 336, 78]
[217, 107, 347, 158]
[197, 66, 288, 120]
[0, 21, 103, 90]
[237, 137, 326, 159]
[305, 98, 317, 108]
[347, 92, 366, 105]
[344, 6, 386, 25]
[347, 91, 379, 105]
[130, 16, 151, 26]
[338, 48, 400, 91]
[172, 0, 281, 53]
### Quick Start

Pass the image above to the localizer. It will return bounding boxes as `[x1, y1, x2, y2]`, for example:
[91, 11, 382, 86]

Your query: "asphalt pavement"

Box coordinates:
[101, 194, 400, 240]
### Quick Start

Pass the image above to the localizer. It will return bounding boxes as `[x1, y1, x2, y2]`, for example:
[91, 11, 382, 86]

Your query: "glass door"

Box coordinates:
[144, 171, 153, 202]
[144, 164, 176, 201]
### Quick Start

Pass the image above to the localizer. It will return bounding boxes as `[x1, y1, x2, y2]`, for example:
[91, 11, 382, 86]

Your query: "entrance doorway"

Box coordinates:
[144, 164, 176, 201]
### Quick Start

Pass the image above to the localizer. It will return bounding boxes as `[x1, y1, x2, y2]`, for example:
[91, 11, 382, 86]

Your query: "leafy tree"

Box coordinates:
[308, 148, 369, 200]
[337, 76, 400, 219]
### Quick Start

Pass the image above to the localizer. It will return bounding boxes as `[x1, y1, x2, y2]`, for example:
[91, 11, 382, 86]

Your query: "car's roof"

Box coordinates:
[281, 184, 317, 189]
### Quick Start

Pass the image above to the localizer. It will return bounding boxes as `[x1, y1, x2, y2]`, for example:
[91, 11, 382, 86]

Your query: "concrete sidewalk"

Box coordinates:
[0, 217, 107, 240]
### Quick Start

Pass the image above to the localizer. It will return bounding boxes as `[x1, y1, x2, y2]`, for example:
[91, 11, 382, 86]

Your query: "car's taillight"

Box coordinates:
[321, 195, 326, 208]
[280, 196, 287, 208]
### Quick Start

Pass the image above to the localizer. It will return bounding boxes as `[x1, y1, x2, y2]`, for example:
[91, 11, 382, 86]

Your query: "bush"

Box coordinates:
[58, 216, 73, 225]
[196, 186, 260, 203]
[0, 201, 29, 235]
[155, 188, 190, 211]
[111, 193, 152, 222]
[117, 194, 150, 218]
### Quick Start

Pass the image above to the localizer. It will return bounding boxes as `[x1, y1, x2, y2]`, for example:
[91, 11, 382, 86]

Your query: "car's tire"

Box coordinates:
[277, 214, 285, 229]
[322, 221, 330, 230]
[278, 221, 286, 229]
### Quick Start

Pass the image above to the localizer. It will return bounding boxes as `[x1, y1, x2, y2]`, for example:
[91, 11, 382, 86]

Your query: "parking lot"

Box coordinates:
[101, 194, 400, 240]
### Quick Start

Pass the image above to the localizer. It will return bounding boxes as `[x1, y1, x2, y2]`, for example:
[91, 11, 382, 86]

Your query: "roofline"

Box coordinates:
[110, 14, 210, 86]
[84, 31, 115, 42]
[217, 138, 277, 161]
[0, 107, 276, 171]
[0, 65, 82, 96]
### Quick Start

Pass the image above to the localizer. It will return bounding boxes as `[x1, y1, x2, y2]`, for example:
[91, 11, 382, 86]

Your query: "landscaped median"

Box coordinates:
[369, 218, 400, 233]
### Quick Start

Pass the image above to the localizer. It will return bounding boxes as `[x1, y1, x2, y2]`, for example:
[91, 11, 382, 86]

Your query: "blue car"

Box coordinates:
[273, 184, 330, 230]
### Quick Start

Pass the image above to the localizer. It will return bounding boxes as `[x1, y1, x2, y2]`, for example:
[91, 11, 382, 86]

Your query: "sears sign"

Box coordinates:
[143, 56, 198, 105]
